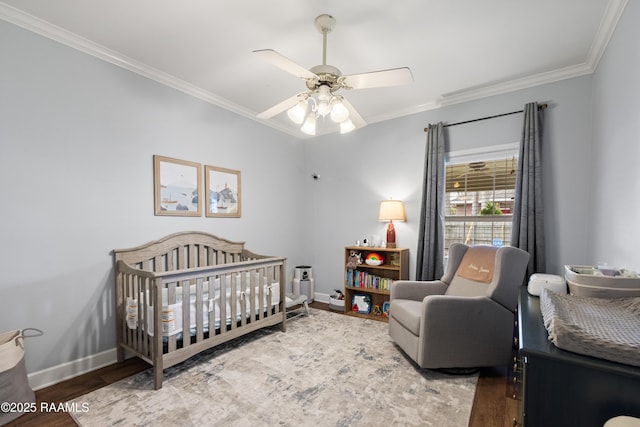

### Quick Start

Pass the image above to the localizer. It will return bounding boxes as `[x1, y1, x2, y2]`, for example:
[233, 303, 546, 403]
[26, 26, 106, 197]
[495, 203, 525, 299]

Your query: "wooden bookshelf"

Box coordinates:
[343, 246, 409, 322]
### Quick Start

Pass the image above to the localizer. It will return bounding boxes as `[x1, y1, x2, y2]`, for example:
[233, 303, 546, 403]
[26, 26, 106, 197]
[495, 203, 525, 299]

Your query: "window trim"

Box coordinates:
[446, 142, 519, 166]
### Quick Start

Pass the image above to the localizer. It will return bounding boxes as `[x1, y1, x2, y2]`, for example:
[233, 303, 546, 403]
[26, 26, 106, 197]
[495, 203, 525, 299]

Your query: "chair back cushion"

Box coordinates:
[455, 246, 498, 283]
[446, 245, 530, 310]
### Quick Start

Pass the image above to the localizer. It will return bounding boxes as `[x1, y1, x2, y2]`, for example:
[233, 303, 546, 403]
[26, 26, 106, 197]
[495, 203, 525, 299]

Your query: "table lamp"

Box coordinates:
[378, 200, 406, 248]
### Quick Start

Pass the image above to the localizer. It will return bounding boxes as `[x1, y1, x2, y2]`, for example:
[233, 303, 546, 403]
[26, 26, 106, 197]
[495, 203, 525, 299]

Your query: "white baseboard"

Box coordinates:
[28, 348, 118, 391]
[313, 292, 330, 304]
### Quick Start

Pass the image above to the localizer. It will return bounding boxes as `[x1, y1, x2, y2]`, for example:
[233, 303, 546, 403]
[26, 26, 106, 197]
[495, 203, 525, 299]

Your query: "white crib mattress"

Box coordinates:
[540, 289, 640, 367]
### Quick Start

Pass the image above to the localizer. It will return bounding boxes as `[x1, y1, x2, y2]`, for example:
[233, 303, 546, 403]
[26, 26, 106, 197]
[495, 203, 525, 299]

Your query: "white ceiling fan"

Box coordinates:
[254, 14, 414, 135]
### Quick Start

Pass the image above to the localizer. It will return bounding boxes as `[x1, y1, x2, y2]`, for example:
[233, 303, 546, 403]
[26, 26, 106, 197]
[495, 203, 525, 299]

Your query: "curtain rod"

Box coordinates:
[423, 103, 547, 132]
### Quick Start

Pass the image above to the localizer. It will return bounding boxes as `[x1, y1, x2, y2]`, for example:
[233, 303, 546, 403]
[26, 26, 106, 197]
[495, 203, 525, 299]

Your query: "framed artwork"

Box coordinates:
[351, 294, 371, 314]
[205, 165, 241, 218]
[153, 155, 202, 216]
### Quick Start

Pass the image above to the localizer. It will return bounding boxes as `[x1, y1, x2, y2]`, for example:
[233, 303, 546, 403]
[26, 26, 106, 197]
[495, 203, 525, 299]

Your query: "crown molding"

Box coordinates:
[587, 0, 629, 67]
[437, 0, 628, 108]
[439, 62, 594, 107]
[1, 0, 628, 138]
[0, 2, 302, 134]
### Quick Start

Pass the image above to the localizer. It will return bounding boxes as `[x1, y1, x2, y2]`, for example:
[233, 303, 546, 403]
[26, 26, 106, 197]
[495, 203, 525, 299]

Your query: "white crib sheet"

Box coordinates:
[126, 274, 280, 337]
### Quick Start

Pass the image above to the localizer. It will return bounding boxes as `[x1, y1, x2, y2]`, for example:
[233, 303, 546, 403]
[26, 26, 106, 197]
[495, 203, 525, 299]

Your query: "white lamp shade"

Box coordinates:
[317, 99, 331, 116]
[287, 101, 307, 124]
[378, 200, 406, 222]
[339, 119, 355, 134]
[300, 114, 317, 135]
[330, 100, 349, 123]
[318, 85, 332, 101]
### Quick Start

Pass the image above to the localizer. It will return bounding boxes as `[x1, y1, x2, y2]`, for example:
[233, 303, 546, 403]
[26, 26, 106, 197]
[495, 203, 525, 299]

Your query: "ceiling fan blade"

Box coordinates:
[341, 97, 367, 129]
[257, 93, 306, 120]
[253, 49, 318, 80]
[341, 67, 414, 90]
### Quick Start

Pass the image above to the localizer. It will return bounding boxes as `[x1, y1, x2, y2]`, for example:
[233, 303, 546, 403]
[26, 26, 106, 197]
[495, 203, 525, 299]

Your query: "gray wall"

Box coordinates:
[1, 2, 638, 383]
[590, 0, 640, 272]
[0, 21, 306, 376]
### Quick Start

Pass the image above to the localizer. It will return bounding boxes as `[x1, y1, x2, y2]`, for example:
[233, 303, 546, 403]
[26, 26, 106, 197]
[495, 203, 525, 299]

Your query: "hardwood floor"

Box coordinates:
[8, 302, 515, 426]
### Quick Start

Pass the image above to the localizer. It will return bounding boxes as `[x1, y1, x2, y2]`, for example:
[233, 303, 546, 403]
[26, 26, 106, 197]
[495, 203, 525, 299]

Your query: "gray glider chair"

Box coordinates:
[389, 243, 530, 369]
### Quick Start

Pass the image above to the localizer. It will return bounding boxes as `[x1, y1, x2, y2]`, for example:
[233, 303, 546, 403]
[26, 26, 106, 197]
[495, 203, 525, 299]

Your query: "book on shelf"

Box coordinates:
[345, 269, 393, 291]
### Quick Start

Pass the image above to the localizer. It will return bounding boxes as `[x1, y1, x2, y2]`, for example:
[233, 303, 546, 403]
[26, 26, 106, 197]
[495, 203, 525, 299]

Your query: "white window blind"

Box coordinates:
[445, 144, 518, 254]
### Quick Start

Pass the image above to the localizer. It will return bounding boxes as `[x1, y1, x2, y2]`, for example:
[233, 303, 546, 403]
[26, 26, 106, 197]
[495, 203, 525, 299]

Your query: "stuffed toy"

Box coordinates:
[346, 251, 362, 270]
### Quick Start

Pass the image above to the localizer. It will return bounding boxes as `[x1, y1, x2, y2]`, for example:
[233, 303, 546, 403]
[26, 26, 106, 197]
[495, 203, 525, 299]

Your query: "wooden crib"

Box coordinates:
[113, 231, 286, 389]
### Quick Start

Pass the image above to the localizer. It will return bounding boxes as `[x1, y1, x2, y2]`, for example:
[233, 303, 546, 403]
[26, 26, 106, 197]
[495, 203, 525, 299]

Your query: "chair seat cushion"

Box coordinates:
[391, 299, 423, 335]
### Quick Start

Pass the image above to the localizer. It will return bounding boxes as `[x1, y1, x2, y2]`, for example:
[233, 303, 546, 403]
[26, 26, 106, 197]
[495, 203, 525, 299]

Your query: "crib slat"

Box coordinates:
[230, 274, 237, 330]
[258, 269, 265, 321]
[136, 275, 143, 352]
[249, 270, 256, 324]
[166, 249, 174, 271]
[141, 277, 149, 359]
[182, 280, 190, 348]
[269, 266, 278, 315]
[137, 276, 145, 356]
[219, 274, 227, 335]
[199, 246, 207, 268]
[207, 277, 216, 338]
[195, 278, 204, 342]
[240, 273, 247, 328]
[178, 246, 186, 270]
[189, 244, 196, 269]
[207, 248, 214, 267]
[166, 282, 177, 353]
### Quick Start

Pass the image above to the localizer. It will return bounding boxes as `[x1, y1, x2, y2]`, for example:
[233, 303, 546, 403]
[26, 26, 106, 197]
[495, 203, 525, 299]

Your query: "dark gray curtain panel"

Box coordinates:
[416, 122, 446, 281]
[511, 102, 546, 280]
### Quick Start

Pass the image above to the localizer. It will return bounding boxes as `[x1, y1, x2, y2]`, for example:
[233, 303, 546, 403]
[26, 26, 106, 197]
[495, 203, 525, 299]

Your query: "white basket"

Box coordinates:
[329, 297, 345, 311]
[565, 265, 640, 298]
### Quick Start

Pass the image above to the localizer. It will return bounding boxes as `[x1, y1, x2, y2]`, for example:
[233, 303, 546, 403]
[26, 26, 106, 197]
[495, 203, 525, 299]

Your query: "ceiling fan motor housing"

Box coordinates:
[314, 14, 336, 34]
[307, 64, 342, 91]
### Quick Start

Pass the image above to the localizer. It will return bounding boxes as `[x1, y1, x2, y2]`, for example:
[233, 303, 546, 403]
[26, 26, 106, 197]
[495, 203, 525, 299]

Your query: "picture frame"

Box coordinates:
[153, 155, 202, 216]
[205, 165, 241, 218]
[351, 293, 371, 314]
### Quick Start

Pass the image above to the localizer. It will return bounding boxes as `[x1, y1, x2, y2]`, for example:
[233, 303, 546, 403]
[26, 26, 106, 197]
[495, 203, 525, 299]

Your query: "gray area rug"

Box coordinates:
[70, 309, 478, 426]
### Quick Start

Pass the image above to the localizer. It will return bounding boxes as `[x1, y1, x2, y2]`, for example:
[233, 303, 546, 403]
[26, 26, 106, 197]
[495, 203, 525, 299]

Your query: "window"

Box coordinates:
[445, 145, 518, 255]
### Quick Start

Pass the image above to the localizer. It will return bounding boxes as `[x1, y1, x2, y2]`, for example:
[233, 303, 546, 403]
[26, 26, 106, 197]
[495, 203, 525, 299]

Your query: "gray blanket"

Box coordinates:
[540, 289, 640, 367]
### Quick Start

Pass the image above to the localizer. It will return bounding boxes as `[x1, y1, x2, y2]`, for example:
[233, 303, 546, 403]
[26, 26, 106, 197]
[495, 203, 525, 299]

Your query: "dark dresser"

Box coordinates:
[515, 287, 640, 427]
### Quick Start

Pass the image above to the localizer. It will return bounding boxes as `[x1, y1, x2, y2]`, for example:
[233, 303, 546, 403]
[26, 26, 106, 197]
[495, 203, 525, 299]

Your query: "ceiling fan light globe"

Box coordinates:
[317, 100, 331, 116]
[301, 114, 317, 135]
[330, 100, 349, 123]
[287, 102, 307, 124]
[340, 119, 355, 134]
[317, 84, 332, 101]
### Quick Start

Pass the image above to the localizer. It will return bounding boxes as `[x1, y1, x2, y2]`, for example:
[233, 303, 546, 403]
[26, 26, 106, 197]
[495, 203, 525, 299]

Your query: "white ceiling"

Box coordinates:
[0, 0, 628, 138]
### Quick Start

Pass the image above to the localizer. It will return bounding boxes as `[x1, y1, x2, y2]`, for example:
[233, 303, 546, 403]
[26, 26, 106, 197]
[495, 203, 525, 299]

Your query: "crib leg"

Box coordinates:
[154, 367, 163, 390]
[116, 346, 125, 363]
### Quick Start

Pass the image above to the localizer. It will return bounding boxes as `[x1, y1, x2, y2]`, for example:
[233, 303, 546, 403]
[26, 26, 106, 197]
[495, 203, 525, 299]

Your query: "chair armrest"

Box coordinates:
[391, 280, 448, 301]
